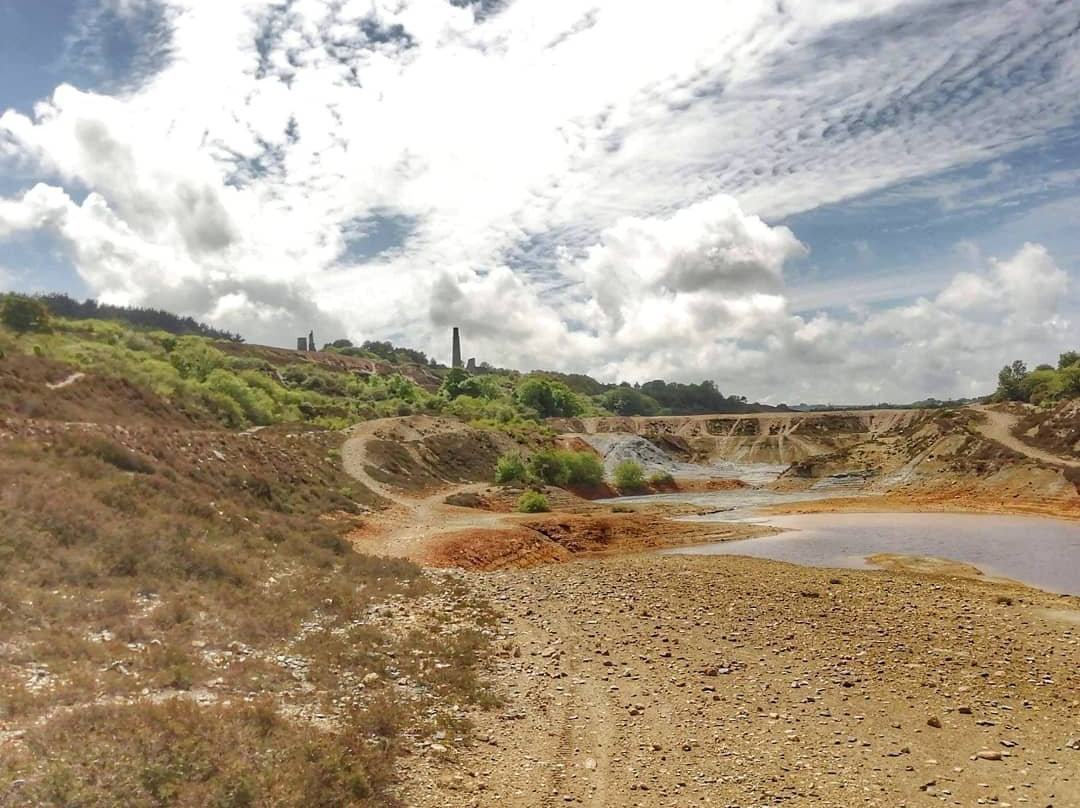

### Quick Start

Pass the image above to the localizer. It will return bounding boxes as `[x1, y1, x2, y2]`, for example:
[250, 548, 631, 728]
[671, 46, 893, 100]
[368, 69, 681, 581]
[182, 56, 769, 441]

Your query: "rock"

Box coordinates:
[957, 705, 972, 714]
[1066, 738, 1080, 751]
[927, 716, 943, 729]
[362, 672, 380, 685]
[974, 750, 1002, 761]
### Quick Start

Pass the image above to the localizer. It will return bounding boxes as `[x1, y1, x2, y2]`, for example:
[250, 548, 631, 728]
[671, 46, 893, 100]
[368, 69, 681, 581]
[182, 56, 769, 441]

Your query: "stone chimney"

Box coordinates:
[452, 327, 463, 369]
[297, 337, 308, 351]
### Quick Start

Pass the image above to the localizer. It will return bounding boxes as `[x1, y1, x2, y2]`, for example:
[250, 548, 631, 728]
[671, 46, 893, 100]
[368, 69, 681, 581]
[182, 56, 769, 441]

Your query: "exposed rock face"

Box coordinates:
[559, 410, 927, 465]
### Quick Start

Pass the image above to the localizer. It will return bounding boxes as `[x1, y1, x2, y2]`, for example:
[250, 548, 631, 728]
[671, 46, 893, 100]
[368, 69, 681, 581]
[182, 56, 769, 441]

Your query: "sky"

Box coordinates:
[1, 0, 1078, 404]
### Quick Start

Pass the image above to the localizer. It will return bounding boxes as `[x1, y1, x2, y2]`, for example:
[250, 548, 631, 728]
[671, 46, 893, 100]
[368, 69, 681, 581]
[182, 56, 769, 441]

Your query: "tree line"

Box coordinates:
[993, 351, 1080, 404]
[4, 293, 244, 342]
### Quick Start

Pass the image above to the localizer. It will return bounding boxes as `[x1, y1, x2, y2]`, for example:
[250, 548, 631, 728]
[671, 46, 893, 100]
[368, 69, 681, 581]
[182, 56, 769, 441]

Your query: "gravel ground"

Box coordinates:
[398, 553, 1080, 808]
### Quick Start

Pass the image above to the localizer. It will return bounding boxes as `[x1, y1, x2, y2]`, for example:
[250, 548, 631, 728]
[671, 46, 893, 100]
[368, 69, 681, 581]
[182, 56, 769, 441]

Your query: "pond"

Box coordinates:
[667, 512, 1080, 596]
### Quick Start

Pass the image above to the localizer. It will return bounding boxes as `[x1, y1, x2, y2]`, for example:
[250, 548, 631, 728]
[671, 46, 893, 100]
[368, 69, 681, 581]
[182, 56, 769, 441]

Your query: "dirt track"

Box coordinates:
[973, 405, 1080, 468]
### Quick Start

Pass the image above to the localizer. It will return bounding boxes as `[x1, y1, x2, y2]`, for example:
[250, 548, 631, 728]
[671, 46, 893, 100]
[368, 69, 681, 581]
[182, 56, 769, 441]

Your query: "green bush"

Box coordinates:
[516, 491, 550, 513]
[494, 452, 528, 485]
[561, 451, 604, 486]
[647, 470, 675, 487]
[527, 450, 569, 486]
[169, 337, 226, 382]
[613, 460, 646, 491]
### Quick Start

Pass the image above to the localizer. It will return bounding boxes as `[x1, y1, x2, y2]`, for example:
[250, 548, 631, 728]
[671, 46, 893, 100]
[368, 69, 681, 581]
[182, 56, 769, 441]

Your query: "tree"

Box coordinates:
[995, 360, 1028, 402]
[1, 295, 50, 334]
[439, 367, 471, 399]
[515, 377, 583, 418]
[602, 387, 660, 416]
[1058, 351, 1080, 370]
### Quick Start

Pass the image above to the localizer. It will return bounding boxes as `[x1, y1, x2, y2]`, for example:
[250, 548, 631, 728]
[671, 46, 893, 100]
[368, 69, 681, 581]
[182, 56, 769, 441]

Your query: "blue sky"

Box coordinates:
[1, 0, 1078, 403]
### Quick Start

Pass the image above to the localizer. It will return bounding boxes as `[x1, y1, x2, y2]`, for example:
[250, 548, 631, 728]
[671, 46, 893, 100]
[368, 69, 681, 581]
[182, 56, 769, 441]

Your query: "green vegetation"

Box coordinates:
[602, 386, 661, 416]
[613, 460, 646, 491]
[494, 452, 529, 484]
[561, 450, 605, 486]
[992, 352, 1080, 405]
[29, 292, 242, 341]
[516, 491, 551, 513]
[324, 338, 435, 367]
[647, 470, 675, 487]
[1, 294, 787, 434]
[494, 449, 605, 488]
[527, 450, 572, 486]
[515, 376, 586, 418]
[1, 295, 50, 334]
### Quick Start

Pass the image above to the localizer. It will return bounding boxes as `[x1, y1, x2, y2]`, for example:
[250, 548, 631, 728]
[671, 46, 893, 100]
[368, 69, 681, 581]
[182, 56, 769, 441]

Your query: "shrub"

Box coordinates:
[516, 491, 550, 513]
[494, 452, 528, 484]
[169, 337, 226, 382]
[647, 470, 675, 487]
[613, 460, 646, 491]
[527, 450, 569, 486]
[561, 451, 604, 486]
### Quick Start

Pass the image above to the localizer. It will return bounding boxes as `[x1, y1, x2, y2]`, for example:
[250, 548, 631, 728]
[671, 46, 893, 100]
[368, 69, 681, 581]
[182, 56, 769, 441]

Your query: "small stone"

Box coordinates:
[974, 750, 1002, 761]
[927, 716, 943, 729]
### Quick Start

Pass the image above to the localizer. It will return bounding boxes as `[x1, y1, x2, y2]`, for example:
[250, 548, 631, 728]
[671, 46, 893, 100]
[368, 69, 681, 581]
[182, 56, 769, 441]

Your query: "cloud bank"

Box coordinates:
[0, 0, 1077, 401]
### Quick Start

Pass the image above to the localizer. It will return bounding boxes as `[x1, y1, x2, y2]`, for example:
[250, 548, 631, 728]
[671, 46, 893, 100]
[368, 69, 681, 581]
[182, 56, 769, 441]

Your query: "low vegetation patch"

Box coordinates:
[495, 449, 605, 489]
[517, 491, 551, 513]
[647, 470, 676, 487]
[613, 460, 647, 492]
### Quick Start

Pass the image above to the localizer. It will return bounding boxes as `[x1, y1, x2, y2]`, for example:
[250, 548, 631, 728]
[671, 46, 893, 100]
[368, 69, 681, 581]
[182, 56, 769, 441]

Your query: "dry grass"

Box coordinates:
[0, 358, 499, 806]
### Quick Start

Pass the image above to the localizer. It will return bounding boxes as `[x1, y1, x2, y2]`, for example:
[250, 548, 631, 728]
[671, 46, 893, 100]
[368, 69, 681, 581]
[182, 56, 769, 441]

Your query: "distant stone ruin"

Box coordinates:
[466, 357, 476, 371]
[452, 327, 463, 369]
[296, 331, 316, 352]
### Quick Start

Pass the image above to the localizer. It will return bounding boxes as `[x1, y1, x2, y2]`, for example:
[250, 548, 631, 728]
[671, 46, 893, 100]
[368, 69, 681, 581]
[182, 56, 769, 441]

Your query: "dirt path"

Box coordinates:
[45, 371, 85, 390]
[340, 419, 510, 559]
[973, 405, 1080, 468]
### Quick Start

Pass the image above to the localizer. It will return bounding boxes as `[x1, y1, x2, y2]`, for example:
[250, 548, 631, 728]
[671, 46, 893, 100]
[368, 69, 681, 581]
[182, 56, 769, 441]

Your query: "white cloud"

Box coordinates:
[0, 0, 1077, 399]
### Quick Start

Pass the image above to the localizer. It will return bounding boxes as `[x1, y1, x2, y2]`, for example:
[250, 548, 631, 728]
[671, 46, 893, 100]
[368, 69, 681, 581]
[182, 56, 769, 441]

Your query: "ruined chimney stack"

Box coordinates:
[452, 327, 463, 369]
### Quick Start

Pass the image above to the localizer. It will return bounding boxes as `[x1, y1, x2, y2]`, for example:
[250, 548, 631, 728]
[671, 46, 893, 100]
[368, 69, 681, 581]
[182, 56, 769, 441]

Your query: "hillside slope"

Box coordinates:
[0, 355, 499, 807]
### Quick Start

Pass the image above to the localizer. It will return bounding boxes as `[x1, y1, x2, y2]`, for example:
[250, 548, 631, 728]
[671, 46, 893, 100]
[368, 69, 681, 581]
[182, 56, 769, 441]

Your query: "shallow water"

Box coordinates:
[667, 512, 1080, 596]
[600, 486, 847, 518]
